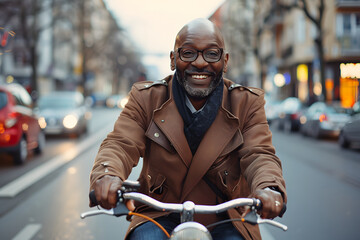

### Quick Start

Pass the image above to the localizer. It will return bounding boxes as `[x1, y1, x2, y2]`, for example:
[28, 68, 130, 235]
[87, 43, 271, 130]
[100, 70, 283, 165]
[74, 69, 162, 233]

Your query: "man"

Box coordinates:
[89, 18, 287, 240]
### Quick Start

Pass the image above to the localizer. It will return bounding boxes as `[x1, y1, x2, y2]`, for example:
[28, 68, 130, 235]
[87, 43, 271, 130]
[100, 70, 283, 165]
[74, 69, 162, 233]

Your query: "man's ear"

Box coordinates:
[170, 51, 175, 71]
[223, 53, 229, 73]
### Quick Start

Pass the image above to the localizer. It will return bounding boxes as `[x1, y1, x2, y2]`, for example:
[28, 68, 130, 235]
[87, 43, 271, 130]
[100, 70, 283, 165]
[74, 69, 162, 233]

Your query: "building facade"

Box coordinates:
[211, 0, 360, 107]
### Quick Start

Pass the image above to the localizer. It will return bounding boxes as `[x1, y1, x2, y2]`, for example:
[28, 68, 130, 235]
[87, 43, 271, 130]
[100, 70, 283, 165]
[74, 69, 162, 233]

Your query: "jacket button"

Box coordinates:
[161, 119, 165, 123]
[148, 175, 152, 180]
[154, 133, 159, 137]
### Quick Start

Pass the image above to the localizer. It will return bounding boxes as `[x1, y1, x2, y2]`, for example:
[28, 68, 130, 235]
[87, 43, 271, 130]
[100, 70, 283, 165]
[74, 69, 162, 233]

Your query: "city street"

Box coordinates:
[0, 107, 359, 240]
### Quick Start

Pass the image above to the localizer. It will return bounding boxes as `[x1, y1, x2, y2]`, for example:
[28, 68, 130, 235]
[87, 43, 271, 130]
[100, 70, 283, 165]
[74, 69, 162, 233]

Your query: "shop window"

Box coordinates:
[340, 78, 359, 108]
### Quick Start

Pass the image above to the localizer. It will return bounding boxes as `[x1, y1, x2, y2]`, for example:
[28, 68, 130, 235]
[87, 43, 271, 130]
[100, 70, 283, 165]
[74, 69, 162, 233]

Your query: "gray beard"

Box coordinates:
[176, 72, 223, 99]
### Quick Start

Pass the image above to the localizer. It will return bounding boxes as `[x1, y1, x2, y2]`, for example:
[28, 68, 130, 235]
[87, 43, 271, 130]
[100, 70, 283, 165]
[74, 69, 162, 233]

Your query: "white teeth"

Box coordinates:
[192, 75, 208, 79]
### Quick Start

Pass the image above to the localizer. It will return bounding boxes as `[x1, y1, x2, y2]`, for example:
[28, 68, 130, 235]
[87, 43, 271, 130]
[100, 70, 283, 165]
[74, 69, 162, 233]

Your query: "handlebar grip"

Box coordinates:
[254, 198, 287, 217]
[253, 198, 262, 210]
[89, 190, 99, 206]
[279, 203, 287, 217]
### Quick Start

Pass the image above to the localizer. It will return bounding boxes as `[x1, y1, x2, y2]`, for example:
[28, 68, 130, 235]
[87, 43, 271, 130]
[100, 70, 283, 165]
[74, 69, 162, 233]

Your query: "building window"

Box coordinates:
[336, 13, 360, 52]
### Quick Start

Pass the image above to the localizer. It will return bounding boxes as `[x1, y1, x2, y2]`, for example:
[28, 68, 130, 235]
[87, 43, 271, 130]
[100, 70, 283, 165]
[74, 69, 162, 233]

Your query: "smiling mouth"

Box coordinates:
[191, 74, 210, 79]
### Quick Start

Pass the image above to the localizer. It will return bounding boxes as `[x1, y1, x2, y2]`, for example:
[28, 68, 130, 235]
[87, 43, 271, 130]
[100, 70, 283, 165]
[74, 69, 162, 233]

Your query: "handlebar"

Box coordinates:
[83, 189, 287, 231]
[88, 190, 262, 214]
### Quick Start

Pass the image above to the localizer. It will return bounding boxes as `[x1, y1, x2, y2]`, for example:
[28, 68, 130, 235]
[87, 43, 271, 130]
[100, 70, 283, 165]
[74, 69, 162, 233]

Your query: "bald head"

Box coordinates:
[174, 18, 225, 50]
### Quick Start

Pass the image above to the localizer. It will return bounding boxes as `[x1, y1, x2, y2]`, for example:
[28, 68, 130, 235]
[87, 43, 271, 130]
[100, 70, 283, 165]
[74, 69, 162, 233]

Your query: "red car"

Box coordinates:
[0, 83, 45, 164]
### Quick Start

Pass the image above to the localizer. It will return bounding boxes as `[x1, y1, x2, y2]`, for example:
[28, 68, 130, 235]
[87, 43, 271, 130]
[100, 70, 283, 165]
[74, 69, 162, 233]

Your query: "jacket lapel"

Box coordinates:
[181, 106, 241, 201]
[152, 100, 193, 167]
[147, 78, 192, 167]
[181, 85, 243, 201]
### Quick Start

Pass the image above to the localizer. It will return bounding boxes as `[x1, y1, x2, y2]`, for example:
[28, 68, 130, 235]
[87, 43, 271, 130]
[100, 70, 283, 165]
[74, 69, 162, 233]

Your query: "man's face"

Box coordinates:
[171, 22, 229, 99]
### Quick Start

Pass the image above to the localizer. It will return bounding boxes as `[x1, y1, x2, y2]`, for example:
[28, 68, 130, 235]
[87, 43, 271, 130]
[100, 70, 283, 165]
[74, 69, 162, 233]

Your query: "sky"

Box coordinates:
[104, 0, 226, 79]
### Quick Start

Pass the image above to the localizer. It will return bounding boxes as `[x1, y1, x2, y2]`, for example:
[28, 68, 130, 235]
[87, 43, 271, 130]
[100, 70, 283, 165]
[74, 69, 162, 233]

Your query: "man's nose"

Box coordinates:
[191, 53, 208, 68]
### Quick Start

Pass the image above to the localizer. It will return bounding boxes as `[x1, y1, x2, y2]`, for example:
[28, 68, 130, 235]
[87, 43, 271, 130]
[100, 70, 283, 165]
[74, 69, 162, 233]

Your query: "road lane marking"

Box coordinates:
[0, 126, 111, 197]
[12, 224, 42, 240]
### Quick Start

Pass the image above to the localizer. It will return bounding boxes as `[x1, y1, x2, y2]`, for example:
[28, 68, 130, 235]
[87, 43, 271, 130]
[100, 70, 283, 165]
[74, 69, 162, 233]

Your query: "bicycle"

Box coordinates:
[81, 180, 287, 240]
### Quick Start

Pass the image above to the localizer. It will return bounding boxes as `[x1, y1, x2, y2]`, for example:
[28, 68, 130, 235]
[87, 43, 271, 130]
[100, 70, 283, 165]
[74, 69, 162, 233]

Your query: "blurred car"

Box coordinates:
[338, 101, 360, 148]
[0, 83, 45, 165]
[86, 92, 108, 107]
[338, 113, 360, 148]
[264, 95, 281, 125]
[352, 101, 360, 114]
[105, 94, 129, 109]
[300, 101, 351, 138]
[38, 91, 91, 137]
[277, 97, 306, 132]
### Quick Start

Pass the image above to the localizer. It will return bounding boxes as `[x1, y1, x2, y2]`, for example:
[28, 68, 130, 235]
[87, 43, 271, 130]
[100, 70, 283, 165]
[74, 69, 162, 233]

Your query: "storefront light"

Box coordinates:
[314, 82, 322, 96]
[284, 72, 291, 85]
[340, 63, 360, 79]
[297, 64, 308, 82]
[264, 79, 273, 92]
[274, 73, 285, 87]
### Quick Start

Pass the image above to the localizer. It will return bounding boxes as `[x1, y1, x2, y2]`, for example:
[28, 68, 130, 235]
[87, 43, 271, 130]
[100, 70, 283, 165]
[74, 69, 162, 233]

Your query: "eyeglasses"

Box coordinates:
[178, 47, 223, 63]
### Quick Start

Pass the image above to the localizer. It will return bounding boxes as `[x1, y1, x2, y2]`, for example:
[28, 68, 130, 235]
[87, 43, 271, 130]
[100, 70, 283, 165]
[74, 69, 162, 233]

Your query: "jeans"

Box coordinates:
[128, 215, 245, 240]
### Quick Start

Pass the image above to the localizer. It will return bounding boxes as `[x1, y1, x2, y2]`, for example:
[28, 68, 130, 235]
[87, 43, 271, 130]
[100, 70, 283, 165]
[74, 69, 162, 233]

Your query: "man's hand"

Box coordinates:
[92, 175, 135, 211]
[242, 189, 284, 219]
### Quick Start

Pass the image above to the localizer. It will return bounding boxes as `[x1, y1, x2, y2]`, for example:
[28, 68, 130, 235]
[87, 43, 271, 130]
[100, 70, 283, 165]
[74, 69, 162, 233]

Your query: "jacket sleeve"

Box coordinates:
[89, 86, 148, 191]
[238, 92, 287, 203]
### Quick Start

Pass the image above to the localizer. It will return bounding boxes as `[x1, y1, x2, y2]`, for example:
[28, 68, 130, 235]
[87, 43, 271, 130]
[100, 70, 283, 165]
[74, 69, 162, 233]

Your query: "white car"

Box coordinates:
[38, 91, 91, 137]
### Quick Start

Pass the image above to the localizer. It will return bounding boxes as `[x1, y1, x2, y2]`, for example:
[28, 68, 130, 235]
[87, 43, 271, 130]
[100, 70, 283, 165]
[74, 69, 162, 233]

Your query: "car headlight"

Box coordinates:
[300, 116, 307, 124]
[120, 97, 129, 108]
[63, 114, 78, 129]
[38, 117, 47, 129]
[170, 222, 212, 240]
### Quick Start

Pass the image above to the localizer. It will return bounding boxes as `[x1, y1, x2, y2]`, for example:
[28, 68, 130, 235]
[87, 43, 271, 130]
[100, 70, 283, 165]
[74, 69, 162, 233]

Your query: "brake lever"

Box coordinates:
[80, 208, 115, 219]
[243, 210, 288, 231]
[80, 202, 129, 219]
[257, 218, 288, 231]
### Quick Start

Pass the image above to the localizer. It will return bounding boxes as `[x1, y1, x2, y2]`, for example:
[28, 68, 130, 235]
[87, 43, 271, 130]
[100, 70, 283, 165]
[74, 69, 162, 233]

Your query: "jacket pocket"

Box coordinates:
[134, 173, 167, 214]
[206, 155, 242, 199]
[148, 174, 167, 201]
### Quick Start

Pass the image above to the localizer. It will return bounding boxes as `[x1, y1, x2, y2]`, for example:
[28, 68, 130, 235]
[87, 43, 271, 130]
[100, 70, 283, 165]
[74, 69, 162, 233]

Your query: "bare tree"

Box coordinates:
[279, 0, 326, 100]
[0, 0, 143, 96]
[0, 0, 54, 96]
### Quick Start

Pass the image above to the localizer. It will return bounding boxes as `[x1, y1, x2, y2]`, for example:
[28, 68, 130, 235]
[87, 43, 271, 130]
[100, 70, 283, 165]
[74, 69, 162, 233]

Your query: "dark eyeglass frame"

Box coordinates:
[177, 47, 224, 63]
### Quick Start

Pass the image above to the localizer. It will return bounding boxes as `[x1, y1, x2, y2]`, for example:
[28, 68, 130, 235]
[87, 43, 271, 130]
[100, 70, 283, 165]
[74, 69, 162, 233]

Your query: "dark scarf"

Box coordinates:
[172, 73, 223, 155]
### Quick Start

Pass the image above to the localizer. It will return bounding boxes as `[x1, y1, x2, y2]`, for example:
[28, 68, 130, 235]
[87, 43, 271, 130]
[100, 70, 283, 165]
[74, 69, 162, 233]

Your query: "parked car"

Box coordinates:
[338, 101, 360, 148]
[338, 113, 360, 148]
[105, 94, 129, 109]
[86, 92, 108, 107]
[0, 83, 45, 164]
[300, 101, 351, 138]
[264, 95, 281, 125]
[277, 97, 306, 132]
[37, 91, 91, 137]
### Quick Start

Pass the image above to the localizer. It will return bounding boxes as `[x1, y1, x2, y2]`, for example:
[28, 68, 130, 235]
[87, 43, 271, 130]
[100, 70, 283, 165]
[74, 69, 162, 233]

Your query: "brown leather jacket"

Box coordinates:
[90, 75, 287, 240]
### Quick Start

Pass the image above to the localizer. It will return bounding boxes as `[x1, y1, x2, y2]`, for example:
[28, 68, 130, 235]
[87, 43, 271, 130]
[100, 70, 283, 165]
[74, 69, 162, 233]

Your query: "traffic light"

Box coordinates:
[0, 27, 15, 54]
